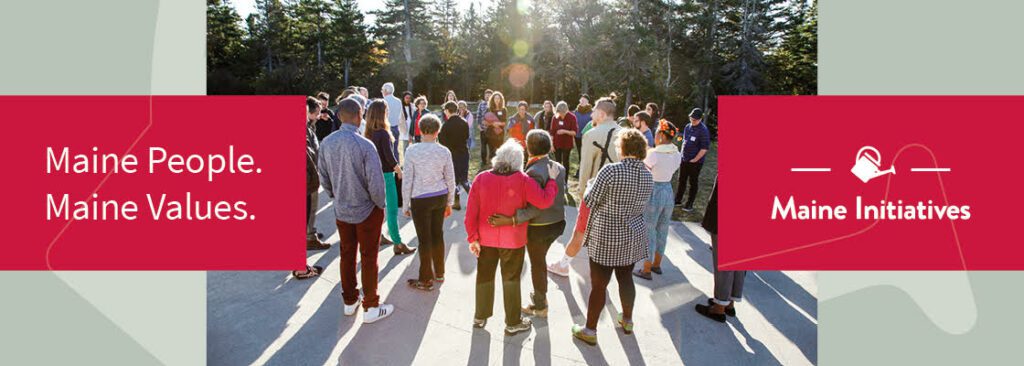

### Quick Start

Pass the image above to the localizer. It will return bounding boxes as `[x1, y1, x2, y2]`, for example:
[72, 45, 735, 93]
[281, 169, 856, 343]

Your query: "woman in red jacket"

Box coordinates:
[465, 139, 559, 336]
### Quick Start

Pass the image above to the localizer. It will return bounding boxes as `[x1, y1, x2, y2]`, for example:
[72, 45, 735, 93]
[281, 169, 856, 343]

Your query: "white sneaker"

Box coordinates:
[344, 302, 359, 316]
[363, 303, 394, 323]
[547, 257, 571, 277]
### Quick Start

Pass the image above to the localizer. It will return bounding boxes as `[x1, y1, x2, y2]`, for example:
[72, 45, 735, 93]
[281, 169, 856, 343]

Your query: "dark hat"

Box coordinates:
[689, 108, 703, 120]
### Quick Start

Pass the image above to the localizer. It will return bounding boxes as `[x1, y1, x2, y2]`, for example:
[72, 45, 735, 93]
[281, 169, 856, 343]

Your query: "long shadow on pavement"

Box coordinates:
[744, 271, 819, 363]
[207, 239, 342, 366]
[264, 282, 354, 366]
[672, 222, 817, 364]
[338, 244, 442, 365]
[674, 297, 783, 366]
[467, 329, 492, 365]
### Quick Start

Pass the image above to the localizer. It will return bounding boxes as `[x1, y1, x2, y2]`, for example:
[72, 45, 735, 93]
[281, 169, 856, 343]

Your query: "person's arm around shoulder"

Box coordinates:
[465, 172, 483, 257]
[522, 169, 559, 210]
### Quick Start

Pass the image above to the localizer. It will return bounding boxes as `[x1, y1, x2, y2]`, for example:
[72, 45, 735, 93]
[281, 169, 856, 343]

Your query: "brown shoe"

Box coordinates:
[394, 243, 417, 255]
[695, 300, 727, 323]
[306, 239, 330, 250]
[452, 194, 462, 211]
[706, 298, 737, 317]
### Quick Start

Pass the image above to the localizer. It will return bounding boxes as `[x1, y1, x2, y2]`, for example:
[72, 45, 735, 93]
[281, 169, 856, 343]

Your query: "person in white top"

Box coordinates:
[381, 82, 405, 161]
[402, 114, 456, 290]
[634, 118, 682, 280]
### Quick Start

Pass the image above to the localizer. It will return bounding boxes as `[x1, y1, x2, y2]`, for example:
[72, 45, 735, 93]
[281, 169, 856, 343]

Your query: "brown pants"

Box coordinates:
[337, 207, 383, 310]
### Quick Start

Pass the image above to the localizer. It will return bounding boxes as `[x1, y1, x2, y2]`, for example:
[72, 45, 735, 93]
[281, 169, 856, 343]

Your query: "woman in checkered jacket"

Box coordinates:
[571, 129, 654, 346]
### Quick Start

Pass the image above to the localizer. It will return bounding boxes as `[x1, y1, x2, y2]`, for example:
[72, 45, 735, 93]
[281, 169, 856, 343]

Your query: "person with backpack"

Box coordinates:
[547, 97, 621, 277]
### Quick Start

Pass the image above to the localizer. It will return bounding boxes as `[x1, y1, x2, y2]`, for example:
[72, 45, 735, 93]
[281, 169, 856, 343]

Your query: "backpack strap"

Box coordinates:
[592, 127, 617, 169]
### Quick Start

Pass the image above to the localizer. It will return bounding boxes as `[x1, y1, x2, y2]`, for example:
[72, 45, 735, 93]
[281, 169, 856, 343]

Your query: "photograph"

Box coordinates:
[206, 0, 818, 364]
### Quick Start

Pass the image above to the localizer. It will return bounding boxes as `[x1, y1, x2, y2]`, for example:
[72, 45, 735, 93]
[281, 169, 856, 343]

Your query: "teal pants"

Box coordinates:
[384, 172, 403, 244]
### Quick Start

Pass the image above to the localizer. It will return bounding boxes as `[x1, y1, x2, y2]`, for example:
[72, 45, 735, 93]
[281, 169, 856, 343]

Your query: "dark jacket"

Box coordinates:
[315, 108, 340, 142]
[369, 129, 398, 173]
[514, 156, 566, 226]
[306, 120, 320, 194]
[439, 115, 470, 158]
[702, 177, 718, 235]
[534, 110, 554, 131]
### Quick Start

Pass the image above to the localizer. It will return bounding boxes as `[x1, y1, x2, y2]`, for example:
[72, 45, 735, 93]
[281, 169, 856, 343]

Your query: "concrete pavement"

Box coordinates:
[208, 192, 817, 365]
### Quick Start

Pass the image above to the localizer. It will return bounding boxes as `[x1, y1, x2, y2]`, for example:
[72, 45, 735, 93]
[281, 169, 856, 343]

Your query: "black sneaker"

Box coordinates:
[504, 317, 533, 336]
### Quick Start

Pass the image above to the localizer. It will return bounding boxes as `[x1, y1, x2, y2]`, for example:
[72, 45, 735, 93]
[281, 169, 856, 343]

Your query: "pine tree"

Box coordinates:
[324, 0, 374, 89]
[427, 0, 461, 98]
[370, 0, 433, 93]
[207, 0, 246, 70]
[721, 0, 786, 95]
[767, 0, 817, 95]
[555, 0, 604, 95]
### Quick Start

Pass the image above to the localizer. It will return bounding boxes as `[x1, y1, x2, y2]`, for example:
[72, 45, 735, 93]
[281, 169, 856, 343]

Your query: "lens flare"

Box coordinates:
[513, 40, 529, 58]
[517, 0, 532, 14]
[507, 63, 532, 88]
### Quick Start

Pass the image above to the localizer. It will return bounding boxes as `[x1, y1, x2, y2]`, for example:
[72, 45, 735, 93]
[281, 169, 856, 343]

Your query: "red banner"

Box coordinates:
[1, 96, 307, 270]
[718, 96, 1023, 270]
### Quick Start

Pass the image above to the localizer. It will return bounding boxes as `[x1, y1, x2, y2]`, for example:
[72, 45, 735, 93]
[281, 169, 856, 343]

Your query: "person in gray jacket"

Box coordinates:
[488, 129, 567, 317]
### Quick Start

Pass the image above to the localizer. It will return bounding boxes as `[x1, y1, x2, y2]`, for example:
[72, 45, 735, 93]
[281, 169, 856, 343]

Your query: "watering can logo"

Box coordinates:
[850, 146, 896, 183]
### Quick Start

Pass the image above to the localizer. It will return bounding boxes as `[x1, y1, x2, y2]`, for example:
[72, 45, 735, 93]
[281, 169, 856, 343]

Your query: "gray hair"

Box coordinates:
[491, 139, 524, 174]
[347, 94, 367, 108]
[555, 101, 569, 113]
[382, 82, 395, 95]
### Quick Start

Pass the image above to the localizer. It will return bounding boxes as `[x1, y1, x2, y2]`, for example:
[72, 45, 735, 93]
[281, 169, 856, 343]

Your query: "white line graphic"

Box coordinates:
[910, 168, 951, 172]
[791, 168, 831, 172]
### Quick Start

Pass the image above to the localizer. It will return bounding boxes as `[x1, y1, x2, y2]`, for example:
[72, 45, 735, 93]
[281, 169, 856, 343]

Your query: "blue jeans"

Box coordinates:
[644, 182, 674, 262]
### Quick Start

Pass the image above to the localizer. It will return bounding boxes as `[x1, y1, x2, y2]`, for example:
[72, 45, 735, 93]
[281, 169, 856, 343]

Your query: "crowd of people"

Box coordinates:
[301, 83, 730, 343]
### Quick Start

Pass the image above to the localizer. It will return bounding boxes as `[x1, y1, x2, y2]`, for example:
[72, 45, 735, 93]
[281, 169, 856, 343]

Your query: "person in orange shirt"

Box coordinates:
[507, 101, 535, 150]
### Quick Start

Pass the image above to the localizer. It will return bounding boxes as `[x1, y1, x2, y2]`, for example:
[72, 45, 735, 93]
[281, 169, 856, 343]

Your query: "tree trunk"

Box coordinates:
[316, 40, 322, 67]
[663, 11, 673, 113]
[344, 58, 351, 87]
[402, 0, 415, 92]
[624, 87, 633, 118]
